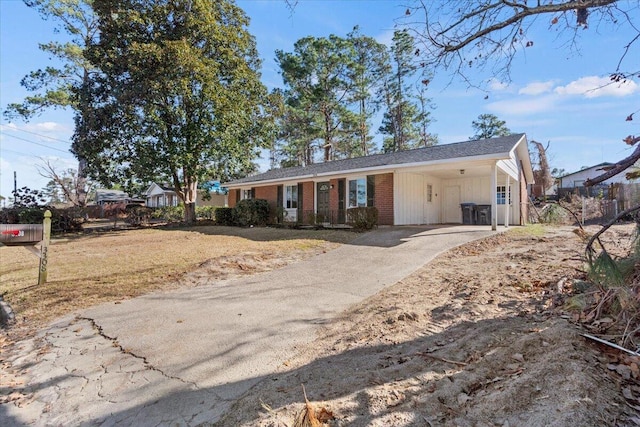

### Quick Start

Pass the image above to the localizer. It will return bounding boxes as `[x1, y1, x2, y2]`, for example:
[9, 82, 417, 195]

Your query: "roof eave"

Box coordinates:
[511, 134, 535, 183]
[225, 151, 514, 188]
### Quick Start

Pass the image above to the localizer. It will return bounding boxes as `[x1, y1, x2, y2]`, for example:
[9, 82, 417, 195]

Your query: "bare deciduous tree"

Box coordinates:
[404, 0, 638, 84]
[37, 158, 94, 207]
[531, 140, 554, 197]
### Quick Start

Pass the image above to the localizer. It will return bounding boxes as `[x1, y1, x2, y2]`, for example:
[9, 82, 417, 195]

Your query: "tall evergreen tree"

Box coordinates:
[276, 35, 356, 163]
[379, 30, 436, 152]
[346, 27, 390, 157]
[3, 0, 99, 207]
[82, 0, 274, 223]
[470, 113, 511, 140]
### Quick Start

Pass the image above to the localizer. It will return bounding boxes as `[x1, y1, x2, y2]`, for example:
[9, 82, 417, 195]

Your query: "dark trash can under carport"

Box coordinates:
[476, 204, 491, 225]
[461, 203, 476, 225]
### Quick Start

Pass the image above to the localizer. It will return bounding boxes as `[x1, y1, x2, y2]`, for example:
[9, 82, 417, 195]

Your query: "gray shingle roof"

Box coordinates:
[227, 133, 525, 186]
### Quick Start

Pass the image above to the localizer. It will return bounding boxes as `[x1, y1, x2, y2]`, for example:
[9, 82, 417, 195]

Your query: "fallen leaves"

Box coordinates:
[293, 384, 335, 427]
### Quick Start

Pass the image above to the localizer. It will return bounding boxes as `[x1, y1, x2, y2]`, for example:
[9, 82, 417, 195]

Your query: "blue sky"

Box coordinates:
[1, 0, 638, 200]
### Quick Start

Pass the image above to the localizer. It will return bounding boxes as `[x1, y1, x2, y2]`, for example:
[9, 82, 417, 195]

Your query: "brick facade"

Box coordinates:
[301, 181, 314, 224]
[228, 173, 393, 226]
[228, 189, 239, 208]
[254, 185, 277, 201]
[374, 173, 394, 225]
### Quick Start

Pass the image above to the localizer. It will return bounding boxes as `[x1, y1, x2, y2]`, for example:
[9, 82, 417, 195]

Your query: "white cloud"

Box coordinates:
[519, 81, 555, 96]
[375, 28, 395, 47]
[488, 78, 510, 91]
[555, 76, 639, 98]
[34, 121, 66, 132]
[486, 95, 557, 116]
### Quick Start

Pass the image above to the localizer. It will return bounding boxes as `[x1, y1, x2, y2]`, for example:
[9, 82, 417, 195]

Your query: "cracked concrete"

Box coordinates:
[0, 225, 499, 426]
[78, 316, 201, 389]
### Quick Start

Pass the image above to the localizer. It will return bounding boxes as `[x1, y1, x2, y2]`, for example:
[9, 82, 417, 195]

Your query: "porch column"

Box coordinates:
[504, 175, 510, 228]
[491, 163, 497, 230]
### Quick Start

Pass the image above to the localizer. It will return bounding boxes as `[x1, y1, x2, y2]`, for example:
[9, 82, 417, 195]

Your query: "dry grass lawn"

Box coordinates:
[0, 225, 356, 328]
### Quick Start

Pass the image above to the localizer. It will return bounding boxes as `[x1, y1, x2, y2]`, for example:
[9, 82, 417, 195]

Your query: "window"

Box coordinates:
[242, 189, 254, 200]
[426, 184, 433, 203]
[497, 185, 511, 205]
[285, 184, 298, 209]
[573, 180, 585, 188]
[348, 178, 366, 208]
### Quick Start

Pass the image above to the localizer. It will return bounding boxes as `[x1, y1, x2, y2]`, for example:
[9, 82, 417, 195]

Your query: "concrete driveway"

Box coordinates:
[1, 225, 499, 426]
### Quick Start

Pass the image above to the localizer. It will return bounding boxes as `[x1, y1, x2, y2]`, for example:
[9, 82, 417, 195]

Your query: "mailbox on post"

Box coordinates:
[0, 210, 52, 285]
[0, 224, 44, 246]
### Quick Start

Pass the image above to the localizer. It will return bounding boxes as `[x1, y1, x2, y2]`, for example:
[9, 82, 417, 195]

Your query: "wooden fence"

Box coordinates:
[555, 183, 640, 223]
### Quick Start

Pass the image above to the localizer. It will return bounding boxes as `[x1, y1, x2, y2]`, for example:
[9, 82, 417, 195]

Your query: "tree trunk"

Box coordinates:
[184, 202, 196, 224]
[77, 158, 88, 207]
[174, 176, 198, 224]
[360, 98, 368, 156]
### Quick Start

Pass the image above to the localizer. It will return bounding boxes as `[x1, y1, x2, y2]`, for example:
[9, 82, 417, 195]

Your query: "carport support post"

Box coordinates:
[38, 210, 51, 285]
[505, 175, 510, 228]
[491, 164, 497, 230]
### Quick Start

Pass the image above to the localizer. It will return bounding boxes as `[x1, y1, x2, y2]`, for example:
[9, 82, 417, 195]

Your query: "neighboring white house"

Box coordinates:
[145, 182, 228, 207]
[558, 163, 634, 188]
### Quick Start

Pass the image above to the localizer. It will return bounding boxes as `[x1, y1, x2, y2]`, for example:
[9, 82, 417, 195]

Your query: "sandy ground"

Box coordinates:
[217, 224, 640, 427]
[2, 224, 639, 426]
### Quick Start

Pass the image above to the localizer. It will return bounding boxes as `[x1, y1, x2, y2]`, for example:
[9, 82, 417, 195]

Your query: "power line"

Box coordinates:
[0, 132, 71, 154]
[0, 124, 71, 145]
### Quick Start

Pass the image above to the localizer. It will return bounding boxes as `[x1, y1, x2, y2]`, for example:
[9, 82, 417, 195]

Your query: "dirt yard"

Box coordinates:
[217, 224, 640, 427]
[2, 223, 639, 426]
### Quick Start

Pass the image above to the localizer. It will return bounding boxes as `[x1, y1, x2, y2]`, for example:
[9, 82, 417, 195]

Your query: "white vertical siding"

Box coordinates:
[442, 177, 491, 203]
[394, 172, 425, 225]
[394, 172, 443, 225]
[395, 170, 521, 226]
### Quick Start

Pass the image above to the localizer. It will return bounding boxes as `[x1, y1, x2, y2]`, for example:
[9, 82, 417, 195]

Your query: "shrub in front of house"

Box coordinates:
[269, 205, 286, 225]
[215, 207, 237, 226]
[347, 207, 378, 230]
[234, 199, 270, 227]
[196, 206, 218, 221]
[152, 205, 184, 222]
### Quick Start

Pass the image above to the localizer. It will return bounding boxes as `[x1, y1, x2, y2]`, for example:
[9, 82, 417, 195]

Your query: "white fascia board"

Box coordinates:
[226, 152, 512, 188]
[497, 159, 519, 180]
[510, 135, 535, 183]
[225, 174, 316, 189]
[312, 152, 512, 178]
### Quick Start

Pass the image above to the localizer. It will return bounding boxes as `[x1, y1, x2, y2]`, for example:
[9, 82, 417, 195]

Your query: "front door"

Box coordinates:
[317, 182, 330, 223]
[443, 185, 461, 223]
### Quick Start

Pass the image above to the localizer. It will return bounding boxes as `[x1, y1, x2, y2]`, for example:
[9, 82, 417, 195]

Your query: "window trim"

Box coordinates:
[497, 185, 511, 205]
[348, 177, 367, 208]
[240, 188, 255, 200]
[284, 184, 298, 209]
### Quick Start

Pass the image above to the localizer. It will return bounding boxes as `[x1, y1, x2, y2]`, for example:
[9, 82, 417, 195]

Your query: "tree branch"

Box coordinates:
[585, 136, 640, 186]
[435, 0, 618, 53]
[585, 203, 640, 260]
